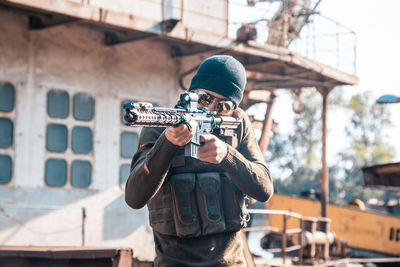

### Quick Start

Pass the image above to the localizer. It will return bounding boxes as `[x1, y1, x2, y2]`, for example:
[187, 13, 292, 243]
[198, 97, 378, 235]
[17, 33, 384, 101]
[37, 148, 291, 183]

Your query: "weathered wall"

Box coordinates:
[69, 0, 229, 37]
[0, 7, 186, 260]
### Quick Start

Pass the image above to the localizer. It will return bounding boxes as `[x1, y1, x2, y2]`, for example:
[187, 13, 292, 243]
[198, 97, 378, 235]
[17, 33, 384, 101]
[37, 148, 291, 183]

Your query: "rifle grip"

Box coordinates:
[184, 142, 199, 159]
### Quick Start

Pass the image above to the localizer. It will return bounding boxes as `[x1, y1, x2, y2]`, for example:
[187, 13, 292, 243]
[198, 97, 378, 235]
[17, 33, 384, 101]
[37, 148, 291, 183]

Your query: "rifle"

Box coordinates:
[123, 92, 241, 159]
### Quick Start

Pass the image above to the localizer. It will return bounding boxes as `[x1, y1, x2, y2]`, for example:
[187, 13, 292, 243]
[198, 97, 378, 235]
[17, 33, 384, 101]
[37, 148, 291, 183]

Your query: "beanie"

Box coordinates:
[189, 55, 246, 107]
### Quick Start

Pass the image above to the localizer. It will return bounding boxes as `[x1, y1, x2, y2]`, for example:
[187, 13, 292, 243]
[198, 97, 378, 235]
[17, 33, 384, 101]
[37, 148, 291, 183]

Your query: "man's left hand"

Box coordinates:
[198, 134, 228, 164]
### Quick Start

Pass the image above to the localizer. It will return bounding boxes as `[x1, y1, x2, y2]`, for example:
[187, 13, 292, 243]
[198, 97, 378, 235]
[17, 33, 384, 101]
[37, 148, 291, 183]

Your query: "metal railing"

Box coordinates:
[247, 209, 304, 264]
[247, 209, 337, 265]
[228, 0, 357, 75]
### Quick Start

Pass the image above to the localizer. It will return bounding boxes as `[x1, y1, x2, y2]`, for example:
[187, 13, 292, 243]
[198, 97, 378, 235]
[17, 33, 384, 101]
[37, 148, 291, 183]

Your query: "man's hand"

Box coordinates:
[198, 134, 228, 164]
[165, 116, 197, 146]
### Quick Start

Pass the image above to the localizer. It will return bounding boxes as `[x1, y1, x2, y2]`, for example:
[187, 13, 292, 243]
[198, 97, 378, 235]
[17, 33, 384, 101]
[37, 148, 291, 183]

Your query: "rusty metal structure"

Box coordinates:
[246, 209, 338, 265]
[363, 162, 400, 189]
[265, 193, 400, 264]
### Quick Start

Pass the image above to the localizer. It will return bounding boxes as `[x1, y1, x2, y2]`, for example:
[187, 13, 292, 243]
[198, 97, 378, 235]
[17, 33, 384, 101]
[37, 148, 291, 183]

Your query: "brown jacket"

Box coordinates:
[125, 108, 273, 266]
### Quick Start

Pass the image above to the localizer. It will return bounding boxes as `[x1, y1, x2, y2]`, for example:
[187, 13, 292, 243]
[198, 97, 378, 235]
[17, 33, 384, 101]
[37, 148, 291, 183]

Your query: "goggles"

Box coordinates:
[196, 90, 235, 115]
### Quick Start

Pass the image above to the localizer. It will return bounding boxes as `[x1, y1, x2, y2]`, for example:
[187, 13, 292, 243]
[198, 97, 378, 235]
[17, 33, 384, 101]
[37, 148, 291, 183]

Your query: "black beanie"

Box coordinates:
[189, 55, 246, 107]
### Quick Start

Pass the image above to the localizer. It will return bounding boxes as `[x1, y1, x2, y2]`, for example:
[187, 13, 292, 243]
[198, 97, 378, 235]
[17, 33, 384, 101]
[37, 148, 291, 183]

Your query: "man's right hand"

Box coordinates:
[165, 116, 196, 146]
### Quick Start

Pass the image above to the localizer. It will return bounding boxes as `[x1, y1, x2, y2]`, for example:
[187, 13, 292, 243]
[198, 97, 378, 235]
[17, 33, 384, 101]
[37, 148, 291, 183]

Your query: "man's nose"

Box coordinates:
[207, 101, 218, 111]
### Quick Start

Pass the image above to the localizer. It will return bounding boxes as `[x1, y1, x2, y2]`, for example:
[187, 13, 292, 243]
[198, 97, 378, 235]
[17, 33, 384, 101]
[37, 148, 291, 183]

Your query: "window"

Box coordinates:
[45, 158, 67, 187]
[73, 93, 94, 121]
[72, 126, 93, 154]
[0, 82, 15, 112]
[46, 124, 68, 152]
[120, 131, 138, 158]
[120, 163, 130, 186]
[119, 99, 142, 187]
[0, 81, 15, 186]
[0, 118, 13, 148]
[71, 160, 91, 188]
[45, 89, 95, 189]
[119, 131, 137, 186]
[47, 90, 69, 118]
[0, 155, 12, 184]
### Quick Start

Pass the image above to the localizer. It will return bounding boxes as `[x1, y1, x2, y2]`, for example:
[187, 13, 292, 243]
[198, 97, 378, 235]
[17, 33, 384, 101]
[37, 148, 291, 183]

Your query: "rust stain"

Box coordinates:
[98, 8, 109, 23]
[65, 1, 86, 8]
[128, 14, 136, 28]
[103, 9, 108, 22]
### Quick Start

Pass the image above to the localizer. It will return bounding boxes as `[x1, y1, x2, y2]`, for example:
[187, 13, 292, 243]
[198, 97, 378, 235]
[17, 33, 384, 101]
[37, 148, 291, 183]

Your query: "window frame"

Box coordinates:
[120, 131, 139, 159]
[73, 92, 95, 121]
[0, 81, 15, 112]
[0, 81, 16, 187]
[47, 89, 70, 119]
[45, 88, 95, 189]
[0, 118, 14, 149]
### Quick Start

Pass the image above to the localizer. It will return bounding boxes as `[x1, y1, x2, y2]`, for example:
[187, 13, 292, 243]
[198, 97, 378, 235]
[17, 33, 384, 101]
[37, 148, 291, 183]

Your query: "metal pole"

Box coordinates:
[82, 207, 86, 246]
[320, 88, 331, 217]
[282, 214, 287, 264]
[259, 91, 276, 154]
[283, 0, 289, 47]
[299, 218, 304, 265]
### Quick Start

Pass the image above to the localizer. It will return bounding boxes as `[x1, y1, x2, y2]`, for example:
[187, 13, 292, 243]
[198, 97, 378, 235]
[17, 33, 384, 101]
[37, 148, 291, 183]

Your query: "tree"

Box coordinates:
[266, 89, 394, 205]
[267, 89, 323, 197]
[335, 91, 394, 204]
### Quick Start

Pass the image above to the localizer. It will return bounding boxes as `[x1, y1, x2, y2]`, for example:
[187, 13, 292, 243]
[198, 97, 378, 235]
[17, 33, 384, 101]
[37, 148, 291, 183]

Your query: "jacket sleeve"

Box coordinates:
[125, 127, 180, 209]
[220, 109, 274, 202]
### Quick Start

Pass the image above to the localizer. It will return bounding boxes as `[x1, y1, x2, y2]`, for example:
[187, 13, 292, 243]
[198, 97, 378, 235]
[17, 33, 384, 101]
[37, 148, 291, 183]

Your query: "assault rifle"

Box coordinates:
[123, 92, 241, 159]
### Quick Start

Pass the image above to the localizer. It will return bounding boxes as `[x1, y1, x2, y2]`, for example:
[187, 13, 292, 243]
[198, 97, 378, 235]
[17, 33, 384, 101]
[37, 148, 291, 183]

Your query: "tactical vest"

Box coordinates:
[147, 112, 250, 238]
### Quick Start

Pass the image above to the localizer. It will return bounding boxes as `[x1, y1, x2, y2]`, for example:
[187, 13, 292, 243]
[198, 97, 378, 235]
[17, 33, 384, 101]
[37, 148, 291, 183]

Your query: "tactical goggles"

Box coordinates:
[196, 90, 235, 115]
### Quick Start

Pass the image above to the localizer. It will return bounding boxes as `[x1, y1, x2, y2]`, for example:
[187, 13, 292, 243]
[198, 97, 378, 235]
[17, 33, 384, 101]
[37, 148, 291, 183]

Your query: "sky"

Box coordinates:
[311, 0, 400, 162]
[231, 0, 400, 164]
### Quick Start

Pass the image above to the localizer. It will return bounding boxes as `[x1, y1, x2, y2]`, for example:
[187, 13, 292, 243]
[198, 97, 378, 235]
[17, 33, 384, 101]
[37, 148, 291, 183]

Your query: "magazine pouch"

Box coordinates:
[147, 183, 176, 236]
[220, 172, 250, 231]
[170, 173, 201, 238]
[196, 172, 226, 235]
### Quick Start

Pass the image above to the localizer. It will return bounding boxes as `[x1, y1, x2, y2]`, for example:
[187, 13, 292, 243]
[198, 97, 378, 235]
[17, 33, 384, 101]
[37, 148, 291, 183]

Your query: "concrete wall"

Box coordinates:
[0, 8, 188, 261]
[66, 0, 228, 37]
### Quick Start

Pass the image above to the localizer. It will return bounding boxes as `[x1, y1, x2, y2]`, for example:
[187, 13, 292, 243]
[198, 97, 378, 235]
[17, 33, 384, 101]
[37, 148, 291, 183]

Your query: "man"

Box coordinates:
[125, 55, 273, 266]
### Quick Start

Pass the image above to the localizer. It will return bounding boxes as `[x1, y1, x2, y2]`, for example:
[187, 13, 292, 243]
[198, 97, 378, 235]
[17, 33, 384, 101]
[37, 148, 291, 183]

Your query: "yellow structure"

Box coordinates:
[267, 194, 400, 256]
